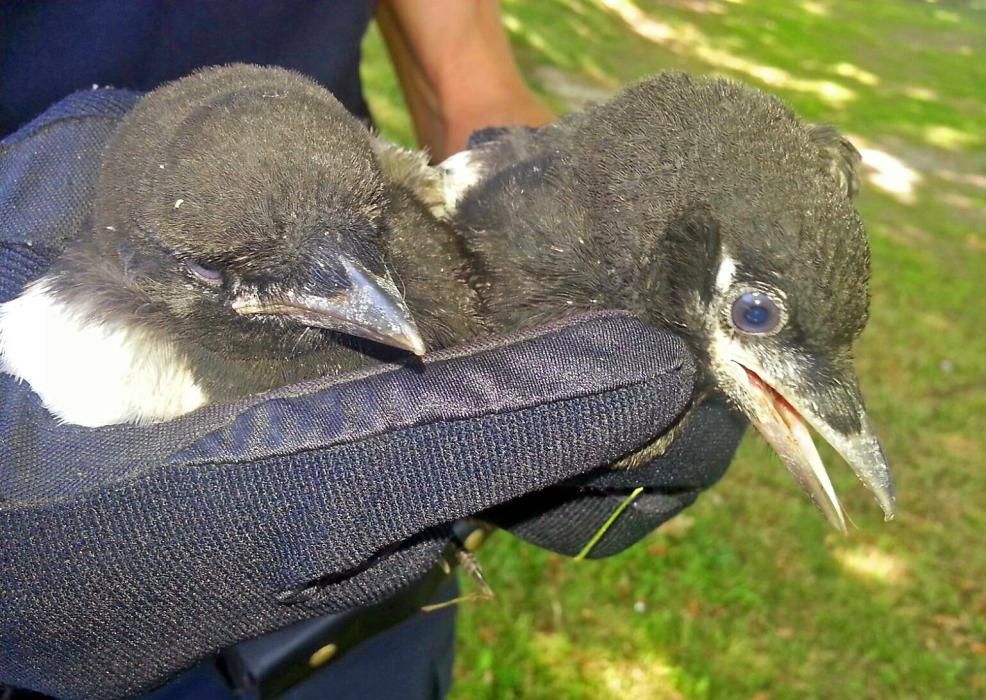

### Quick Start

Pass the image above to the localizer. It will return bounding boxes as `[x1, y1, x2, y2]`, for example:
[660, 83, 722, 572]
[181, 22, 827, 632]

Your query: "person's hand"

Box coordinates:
[491, 395, 745, 558]
[376, 0, 554, 160]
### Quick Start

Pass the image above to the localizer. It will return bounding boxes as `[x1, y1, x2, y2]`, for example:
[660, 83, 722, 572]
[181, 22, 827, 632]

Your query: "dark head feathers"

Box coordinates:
[456, 71, 870, 351]
[95, 63, 387, 277]
[809, 124, 863, 199]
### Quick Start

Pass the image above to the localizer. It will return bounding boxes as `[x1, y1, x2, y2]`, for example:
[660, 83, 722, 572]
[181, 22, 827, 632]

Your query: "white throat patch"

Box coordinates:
[0, 279, 208, 426]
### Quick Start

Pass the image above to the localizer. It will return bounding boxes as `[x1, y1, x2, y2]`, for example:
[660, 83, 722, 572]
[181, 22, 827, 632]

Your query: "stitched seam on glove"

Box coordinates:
[176, 361, 689, 469]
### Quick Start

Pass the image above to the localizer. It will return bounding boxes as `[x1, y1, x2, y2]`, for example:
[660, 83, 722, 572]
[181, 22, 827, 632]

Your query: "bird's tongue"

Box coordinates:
[742, 367, 848, 532]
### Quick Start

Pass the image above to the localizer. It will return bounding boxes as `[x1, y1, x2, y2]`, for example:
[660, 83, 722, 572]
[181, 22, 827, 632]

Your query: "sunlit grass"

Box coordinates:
[833, 545, 909, 586]
[361, 1, 986, 697]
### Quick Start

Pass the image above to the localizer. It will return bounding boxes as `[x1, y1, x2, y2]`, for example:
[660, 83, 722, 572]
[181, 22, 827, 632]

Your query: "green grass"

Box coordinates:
[361, 2, 986, 698]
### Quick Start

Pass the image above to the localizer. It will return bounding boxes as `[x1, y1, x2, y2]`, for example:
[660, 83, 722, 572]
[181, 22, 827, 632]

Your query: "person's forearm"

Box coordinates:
[376, 0, 553, 160]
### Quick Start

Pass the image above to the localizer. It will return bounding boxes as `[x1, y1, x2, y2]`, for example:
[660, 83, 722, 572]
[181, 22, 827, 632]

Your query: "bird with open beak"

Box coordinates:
[0, 64, 481, 427]
[442, 72, 894, 531]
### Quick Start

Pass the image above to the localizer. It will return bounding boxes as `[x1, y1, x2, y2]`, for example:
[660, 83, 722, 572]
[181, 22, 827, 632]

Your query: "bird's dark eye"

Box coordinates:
[185, 260, 224, 287]
[731, 291, 782, 334]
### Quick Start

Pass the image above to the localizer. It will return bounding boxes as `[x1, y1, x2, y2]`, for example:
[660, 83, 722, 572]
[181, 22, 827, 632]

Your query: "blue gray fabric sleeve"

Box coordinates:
[0, 0, 375, 136]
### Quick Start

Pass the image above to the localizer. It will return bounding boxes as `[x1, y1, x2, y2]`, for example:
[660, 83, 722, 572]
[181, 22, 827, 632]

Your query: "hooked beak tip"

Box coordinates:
[393, 329, 428, 357]
[232, 258, 428, 356]
[731, 362, 894, 532]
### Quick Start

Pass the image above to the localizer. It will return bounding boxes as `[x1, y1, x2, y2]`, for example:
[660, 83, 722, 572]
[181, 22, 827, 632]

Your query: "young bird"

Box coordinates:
[0, 64, 481, 426]
[443, 72, 893, 531]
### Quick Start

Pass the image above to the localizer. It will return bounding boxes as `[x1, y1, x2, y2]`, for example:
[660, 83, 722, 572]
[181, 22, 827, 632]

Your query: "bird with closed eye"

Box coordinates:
[442, 72, 893, 531]
[0, 64, 482, 426]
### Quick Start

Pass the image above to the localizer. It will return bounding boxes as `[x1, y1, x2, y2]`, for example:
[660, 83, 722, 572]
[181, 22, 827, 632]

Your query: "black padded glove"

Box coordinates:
[0, 311, 699, 699]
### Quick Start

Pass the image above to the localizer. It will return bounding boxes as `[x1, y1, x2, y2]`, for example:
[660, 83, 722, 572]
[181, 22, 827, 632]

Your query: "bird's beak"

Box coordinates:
[716, 346, 894, 532]
[232, 257, 427, 356]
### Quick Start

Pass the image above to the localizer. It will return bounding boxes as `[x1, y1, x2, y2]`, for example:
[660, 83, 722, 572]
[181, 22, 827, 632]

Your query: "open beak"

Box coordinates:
[232, 257, 427, 356]
[721, 356, 894, 532]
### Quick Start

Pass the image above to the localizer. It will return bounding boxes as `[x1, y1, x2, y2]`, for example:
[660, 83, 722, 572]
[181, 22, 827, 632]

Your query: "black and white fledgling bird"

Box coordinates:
[0, 64, 481, 427]
[441, 72, 894, 531]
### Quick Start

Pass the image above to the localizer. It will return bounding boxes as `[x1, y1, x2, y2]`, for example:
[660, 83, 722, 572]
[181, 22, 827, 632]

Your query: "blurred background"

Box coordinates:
[361, 2, 985, 698]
